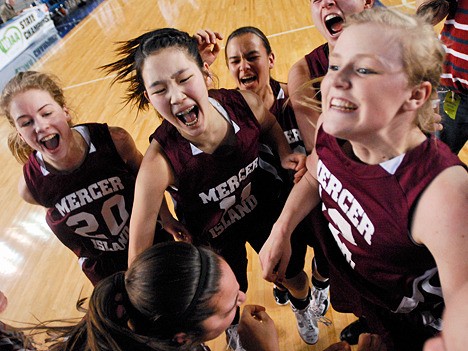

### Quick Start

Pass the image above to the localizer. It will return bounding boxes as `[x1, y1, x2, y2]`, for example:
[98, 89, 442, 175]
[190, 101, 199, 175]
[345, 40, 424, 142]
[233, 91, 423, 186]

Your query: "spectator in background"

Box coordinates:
[0, 0, 18, 23]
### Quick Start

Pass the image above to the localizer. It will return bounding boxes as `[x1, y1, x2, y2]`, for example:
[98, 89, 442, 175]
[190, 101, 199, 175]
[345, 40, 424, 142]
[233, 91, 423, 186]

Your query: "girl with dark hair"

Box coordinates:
[101, 27, 318, 349]
[194, 26, 333, 341]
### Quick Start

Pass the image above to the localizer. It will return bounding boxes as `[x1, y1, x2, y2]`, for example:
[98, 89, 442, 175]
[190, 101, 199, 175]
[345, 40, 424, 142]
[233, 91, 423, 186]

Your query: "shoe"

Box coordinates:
[291, 299, 319, 345]
[273, 285, 290, 305]
[340, 318, 370, 345]
[225, 324, 246, 351]
[311, 284, 330, 316]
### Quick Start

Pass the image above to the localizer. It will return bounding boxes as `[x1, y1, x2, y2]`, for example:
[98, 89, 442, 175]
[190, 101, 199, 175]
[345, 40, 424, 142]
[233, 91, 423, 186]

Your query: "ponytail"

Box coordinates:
[416, 0, 457, 25]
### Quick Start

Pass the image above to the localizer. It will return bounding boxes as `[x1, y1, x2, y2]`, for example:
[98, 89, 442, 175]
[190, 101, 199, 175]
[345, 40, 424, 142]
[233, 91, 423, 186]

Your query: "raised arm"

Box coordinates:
[288, 57, 322, 154]
[412, 165, 468, 308]
[259, 152, 321, 282]
[128, 140, 174, 265]
[193, 29, 224, 67]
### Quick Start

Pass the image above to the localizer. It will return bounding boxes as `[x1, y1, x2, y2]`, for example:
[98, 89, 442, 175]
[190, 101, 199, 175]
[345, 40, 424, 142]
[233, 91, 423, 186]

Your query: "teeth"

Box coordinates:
[41, 134, 57, 142]
[325, 14, 339, 22]
[331, 98, 357, 110]
[175, 106, 194, 118]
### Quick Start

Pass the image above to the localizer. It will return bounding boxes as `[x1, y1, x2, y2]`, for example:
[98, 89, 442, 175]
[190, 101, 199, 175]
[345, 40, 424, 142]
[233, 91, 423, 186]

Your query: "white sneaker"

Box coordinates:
[291, 300, 319, 345]
[312, 284, 330, 316]
[225, 324, 246, 351]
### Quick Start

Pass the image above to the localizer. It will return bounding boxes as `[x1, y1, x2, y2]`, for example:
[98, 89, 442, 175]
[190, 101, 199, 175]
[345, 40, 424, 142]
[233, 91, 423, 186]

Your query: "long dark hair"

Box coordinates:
[101, 28, 204, 112]
[224, 26, 272, 64]
[50, 242, 222, 351]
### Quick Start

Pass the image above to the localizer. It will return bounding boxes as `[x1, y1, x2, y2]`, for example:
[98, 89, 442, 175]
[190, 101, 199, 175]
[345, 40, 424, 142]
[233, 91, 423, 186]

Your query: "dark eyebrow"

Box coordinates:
[148, 68, 189, 89]
[228, 50, 260, 61]
[15, 104, 52, 122]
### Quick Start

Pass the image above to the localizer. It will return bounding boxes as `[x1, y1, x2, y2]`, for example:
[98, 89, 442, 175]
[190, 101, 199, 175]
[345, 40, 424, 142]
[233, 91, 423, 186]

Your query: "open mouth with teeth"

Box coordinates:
[331, 98, 357, 111]
[41, 134, 60, 150]
[324, 14, 344, 36]
[240, 75, 257, 87]
[175, 105, 200, 127]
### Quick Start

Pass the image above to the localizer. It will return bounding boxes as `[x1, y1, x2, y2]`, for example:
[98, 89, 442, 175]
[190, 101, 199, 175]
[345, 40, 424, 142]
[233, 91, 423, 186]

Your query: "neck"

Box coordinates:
[44, 129, 88, 172]
[253, 82, 275, 110]
[348, 127, 427, 165]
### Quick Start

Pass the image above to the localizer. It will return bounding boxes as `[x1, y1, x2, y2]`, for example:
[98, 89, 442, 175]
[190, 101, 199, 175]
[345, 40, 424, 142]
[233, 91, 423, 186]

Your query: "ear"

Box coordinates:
[203, 62, 213, 87]
[63, 106, 72, 122]
[402, 81, 432, 111]
[172, 332, 190, 345]
[144, 90, 150, 103]
[268, 52, 275, 70]
[365, 0, 374, 9]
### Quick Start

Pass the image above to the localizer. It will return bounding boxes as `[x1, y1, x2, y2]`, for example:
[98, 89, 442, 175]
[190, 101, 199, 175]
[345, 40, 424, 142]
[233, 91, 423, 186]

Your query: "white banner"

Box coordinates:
[0, 5, 56, 71]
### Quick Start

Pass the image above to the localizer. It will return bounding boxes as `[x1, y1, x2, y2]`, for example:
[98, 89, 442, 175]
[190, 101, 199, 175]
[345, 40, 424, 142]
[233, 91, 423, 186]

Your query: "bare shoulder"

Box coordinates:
[412, 165, 468, 243]
[18, 175, 38, 205]
[108, 126, 133, 145]
[288, 57, 309, 91]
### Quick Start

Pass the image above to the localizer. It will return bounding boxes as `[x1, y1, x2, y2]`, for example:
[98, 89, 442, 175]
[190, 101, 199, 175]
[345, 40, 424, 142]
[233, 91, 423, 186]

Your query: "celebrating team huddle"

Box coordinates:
[0, 1, 467, 351]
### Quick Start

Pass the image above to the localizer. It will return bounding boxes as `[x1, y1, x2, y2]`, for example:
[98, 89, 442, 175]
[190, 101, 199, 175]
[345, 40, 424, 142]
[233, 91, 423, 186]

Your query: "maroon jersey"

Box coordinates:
[152, 89, 272, 243]
[269, 79, 305, 154]
[314, 126, 465, 327]
[23, 123, 135, 268]
[304, 43, 329, 80]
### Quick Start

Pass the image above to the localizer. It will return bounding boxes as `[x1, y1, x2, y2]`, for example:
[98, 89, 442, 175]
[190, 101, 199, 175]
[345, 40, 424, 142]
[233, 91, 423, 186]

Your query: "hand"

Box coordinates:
[433, 112, 443, 132]
[323, 341, 352, 351]
[356, 333, 387, 351]
[259, 223, 292, 282]
[280, 153, 306, 183]
[0, 291, 8, 314]
[159, 217, 192, 243]
[193, 29, 224, 66]
[238, 305, 279, 351]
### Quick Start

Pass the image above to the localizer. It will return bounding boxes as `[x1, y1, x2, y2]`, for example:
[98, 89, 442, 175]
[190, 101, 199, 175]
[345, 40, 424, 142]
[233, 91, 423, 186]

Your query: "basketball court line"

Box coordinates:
[61, 0, 416, 90]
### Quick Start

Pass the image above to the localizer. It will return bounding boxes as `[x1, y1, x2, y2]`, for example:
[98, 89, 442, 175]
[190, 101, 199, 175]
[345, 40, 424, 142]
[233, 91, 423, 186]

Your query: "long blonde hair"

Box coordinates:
[346, 8, 445, 133]
[0, 71, 69, 164]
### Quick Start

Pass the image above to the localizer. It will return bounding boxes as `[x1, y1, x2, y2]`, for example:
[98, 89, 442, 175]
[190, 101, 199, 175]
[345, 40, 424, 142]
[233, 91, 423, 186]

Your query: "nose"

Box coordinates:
[170, 86, 185, 105]
[238, 291, 247, 305]
[34, 117, 49, 133]
[239, 58, 250, 72]
[324, 0, 336, 8]
[332, 67, 351, 89]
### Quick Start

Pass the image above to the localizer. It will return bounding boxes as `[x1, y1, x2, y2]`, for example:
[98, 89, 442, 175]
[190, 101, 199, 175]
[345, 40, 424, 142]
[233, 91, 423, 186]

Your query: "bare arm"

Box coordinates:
[259, 152, 321, 281]
[18, 176, 39, 205]
[109, 126, 143, 175]
[412, 165, 468, 305]
[128, 141, 174, 265]
[288, 57, 322, 154]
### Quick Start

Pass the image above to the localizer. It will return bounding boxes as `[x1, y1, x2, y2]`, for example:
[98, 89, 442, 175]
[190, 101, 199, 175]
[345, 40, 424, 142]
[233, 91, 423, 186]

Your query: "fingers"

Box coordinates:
[242, 304, 266, 315]
[194, 29, 223, 44]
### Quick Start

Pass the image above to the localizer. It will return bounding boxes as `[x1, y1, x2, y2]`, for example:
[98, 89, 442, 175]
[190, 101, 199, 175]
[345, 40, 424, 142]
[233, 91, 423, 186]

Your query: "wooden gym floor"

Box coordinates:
[0, 0, 466, 350]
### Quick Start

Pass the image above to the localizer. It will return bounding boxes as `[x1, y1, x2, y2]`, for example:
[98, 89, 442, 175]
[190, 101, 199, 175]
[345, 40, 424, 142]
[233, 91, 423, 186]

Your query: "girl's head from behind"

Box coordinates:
[0, 71, 70, 164]
[87, 242, 245, 351]
[225, 27, 274, 93]
[321, 8, 444, 138]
